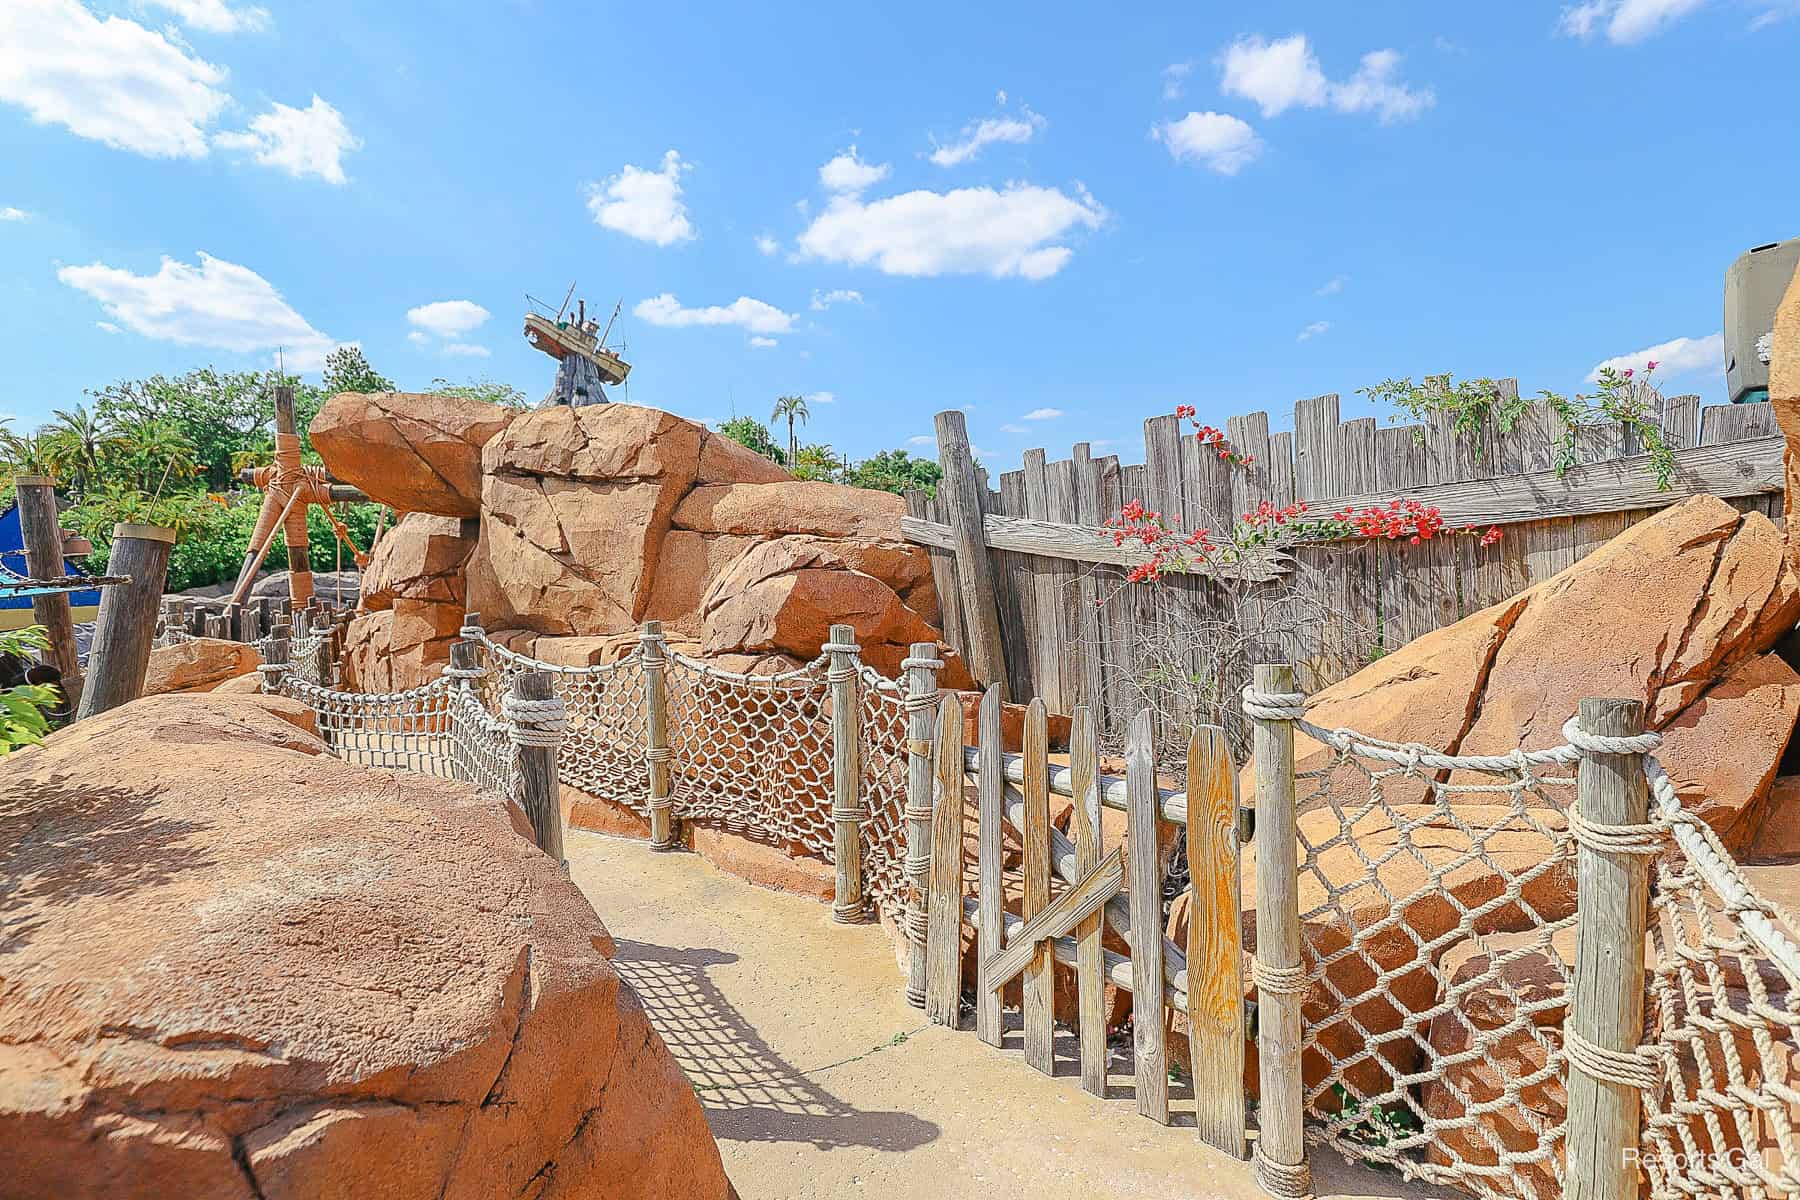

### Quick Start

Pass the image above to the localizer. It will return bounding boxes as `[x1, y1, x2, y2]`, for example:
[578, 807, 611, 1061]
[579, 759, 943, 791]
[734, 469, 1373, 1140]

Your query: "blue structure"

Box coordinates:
[0, 501, 100, 629]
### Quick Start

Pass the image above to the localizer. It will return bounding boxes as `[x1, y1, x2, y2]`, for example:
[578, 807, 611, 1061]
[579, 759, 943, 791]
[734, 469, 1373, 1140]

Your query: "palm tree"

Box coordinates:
[770, 394, 810, 468]
[43, 404, 113, 496]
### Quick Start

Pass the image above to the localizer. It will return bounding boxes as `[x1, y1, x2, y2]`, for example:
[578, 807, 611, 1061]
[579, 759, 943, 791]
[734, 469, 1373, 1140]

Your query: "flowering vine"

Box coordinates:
[1175, 405, 1253, 466]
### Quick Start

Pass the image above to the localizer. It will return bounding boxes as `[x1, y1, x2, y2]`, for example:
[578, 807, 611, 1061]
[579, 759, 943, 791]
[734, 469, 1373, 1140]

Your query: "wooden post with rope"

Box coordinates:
[14, 475, 82, 708]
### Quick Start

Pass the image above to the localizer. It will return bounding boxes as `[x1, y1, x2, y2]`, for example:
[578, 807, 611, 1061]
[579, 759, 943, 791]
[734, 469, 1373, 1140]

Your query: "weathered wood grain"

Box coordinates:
[1186, 725, 1246, 1158]
[1070, 706, 1107, 1097]
[1022, 698, 1055, 1074]
[975, 684, 1006, 1048]
[1126, 709, 1169, 1123]
[925, 693, 966, 1027]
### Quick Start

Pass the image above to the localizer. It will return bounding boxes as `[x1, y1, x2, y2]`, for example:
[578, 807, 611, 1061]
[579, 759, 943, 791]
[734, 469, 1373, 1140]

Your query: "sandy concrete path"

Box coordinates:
[566, 829, 1451, 1200]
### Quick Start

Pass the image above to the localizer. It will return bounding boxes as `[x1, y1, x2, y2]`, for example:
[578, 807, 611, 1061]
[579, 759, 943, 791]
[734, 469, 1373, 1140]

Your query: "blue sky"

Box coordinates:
[1, 0, 1795, 472]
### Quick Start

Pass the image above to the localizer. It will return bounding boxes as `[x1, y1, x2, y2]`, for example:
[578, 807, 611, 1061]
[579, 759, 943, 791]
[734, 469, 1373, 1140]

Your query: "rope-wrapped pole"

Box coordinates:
[1565, 697, 1653, 1200]
[641, 620, 675, 850]
[1246, 664, 1310, 1199]
[506, 670, 567, 866]
[827, 623, 865, 923]
[902, 640, 943, 1007]
[77, 524, 176, 721]
[15, 475, 82, 709]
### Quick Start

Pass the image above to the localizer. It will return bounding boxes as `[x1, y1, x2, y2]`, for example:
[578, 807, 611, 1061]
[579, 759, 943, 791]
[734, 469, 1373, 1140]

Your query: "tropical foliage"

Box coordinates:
[0, 625, 61, 754]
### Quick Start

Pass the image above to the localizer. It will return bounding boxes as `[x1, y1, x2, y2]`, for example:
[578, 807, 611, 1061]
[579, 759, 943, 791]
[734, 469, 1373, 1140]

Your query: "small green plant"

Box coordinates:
[0, 626, 62, 753]
[1358, 374, 1528, 461]
[1330, 1083, 1421, 1148]
[1545, 364, 1677, 489]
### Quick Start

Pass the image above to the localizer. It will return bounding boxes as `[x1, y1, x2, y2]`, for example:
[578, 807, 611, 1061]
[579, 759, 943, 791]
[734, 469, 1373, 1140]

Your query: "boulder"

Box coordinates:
[1771, 259, 1800, 567]
[701, 567, 941, 676]
[1749, 775, 1800, 860]
[360, 513, 478, 611]
[142, 637, 260, 695]
[1268, 497, 1800, 851]
[340, 605, 460, 695]
[672, 481, 904, 539]
[0, 693, 731, 1200]
[343, 515, 479, 693]
[310, 392, 517, 518]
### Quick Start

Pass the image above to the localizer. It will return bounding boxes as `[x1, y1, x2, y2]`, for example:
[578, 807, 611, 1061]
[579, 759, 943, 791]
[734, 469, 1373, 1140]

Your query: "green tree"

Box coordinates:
[790, 442, 842, 482]
[41, 405, 115, 495]
[717, 416, 786, 464]
[844, 449, 942, 497]
[88, 368, 275, 488]
[430, 377, 531, 408]
[770, 394, 810, 467]
[321, 345, 394, 396]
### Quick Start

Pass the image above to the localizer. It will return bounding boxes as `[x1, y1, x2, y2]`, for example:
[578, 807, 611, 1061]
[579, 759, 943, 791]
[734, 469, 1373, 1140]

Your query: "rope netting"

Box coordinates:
[462, 629, 916, 912]
[1242, 687, 1800, 1200]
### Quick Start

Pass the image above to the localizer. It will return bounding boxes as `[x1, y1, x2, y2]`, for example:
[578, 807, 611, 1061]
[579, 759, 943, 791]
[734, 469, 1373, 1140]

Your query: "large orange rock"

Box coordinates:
[1771, 259, 1800, 566]
[142, 637, 261, 695]
[0, 693, 731, 1200]
[341, 516, 477, 694]
[672, 480, 904, 539]
[310, 391, 517, 517]
[1261, 496, 1800, 851]
[701, 567, 941, 675]
[360, 513, 478, 611]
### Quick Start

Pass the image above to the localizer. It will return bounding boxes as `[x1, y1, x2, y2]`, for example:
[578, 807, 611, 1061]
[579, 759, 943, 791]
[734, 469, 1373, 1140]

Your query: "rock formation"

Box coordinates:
[142, 637, 262, 695]
[0, 693, 733, 1200]
[310, 391, 518, 518]
[1771, 260, 1800, 570]
[316, 400, 963, 693]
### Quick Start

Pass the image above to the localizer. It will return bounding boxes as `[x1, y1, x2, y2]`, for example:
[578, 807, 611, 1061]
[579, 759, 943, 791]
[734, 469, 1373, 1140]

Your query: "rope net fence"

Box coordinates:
[1242, 685, 1800, 1200]
[462, 628, 916, 913]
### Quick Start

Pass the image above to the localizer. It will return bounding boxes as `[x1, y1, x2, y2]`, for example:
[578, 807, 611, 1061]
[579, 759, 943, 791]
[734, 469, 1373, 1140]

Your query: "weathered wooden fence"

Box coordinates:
[906, 388, 1785, 738]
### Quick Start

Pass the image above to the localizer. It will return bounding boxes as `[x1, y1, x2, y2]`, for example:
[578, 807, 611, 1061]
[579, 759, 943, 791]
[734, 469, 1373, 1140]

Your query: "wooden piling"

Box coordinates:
[1070, 705, 1107, 1097]
[974, 683, 1005, 1047]
[14, 476, 83, 708]
[641, 621, 675, 850]
[1250, 664, 1309, 1195]
[904, 641, 943, 1008]
[76, 524, 175, 720]
[511, 669, 565, 865]
[260, 633, 289, 694]
[932, 411, 1009, 698]
[1126, 708, 1169, 1122]
[924, 693, 965, 1027]
[1022, 698, 1055, 1074]
[1187, 725, 1247, 1158]
[308, 610, 333, 687]
[1564, 697, 1652, 1200]
[827, 624, 865, 923]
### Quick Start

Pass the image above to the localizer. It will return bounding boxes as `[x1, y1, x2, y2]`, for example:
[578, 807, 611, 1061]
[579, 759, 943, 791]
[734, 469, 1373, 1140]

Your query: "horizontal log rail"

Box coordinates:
[962, 744, 1254, 837]
[962, 894, 1190, 1013]
[901, 511, 1291, 580]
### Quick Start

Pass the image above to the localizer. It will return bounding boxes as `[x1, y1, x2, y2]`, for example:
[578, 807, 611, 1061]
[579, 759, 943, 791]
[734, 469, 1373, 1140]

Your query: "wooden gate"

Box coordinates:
[919, 685, 1253, 1158]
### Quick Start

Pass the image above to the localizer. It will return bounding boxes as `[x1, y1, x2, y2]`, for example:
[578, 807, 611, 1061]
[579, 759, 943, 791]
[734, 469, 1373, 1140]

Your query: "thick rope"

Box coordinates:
[1242, 687, 1309, 722]
[1559, 714, 1664, 757]
[899, 654, 944, 673]
[502, 694, 568, 748]
[1252, 958, 1309, 996]
[822, 641, 861, 656]
[1563, 1026, 1661, 1091]
[1566, 802, 1669, 856]
[1252, 1146, 1312, 1199]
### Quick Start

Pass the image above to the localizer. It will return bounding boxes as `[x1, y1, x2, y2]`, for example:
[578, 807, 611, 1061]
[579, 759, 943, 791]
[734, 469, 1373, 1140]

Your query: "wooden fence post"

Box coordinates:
[933, 410, 1009, 699]
[904, 641, 943, 1008]
[15, 475, 82, 709]
[1564, 697, 1652, 1200]
[509, 669, 566, 866]
[1187, 725, 1247, 1159]
[826, 623, 865, 923]
[974, 683, 1005, 1048]
[308, 610, 333, 687]
[1071, 704, 1107, 1097]
[1249, 663, 1310, 1198]
[1022, 698, 1056, 1074]
[641, 620, 676, 850]
[259, 632, 289, 695]
[77, 524, 175, 721]
[924, 693, 965, 1026]
[1126, 708, 1169, 1122]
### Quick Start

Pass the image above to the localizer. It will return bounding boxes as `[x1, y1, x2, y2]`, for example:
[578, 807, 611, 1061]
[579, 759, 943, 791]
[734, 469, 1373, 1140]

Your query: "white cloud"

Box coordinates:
[1154, 112, 1263, 174]
[95, 321, 120, 334]
[1297, 320, 1331, 341]
[0, 207, 29, 222]
[0, 0, 230, 158]
[58, 250, 339, 369]
[442, 342, 491, 358]
[755, 233, 779, 256]
[634, 293, 796, 335]
[407, 299, 491, 339]
[1586, 331, 1722, 380]
[1560, 0, 1707, 42]
[407, 330, 428, 346]
[1000, 423, 1028, 433]
[1023, 407, 1063, 420]
[810, 288, 864, 311]
[141, 0, 271, 34]
[1316, 273, 1349, 295]
[1162, 61, 1194, 100]
[1220, 34, 1433, 123]
[214, 94, 359, 184]
[748, 336, 778, 349]
[795, 182, 1106, 281]
[907, 435, 934, 446]
[806, 391, 836, 403]
[928, 104, 1046, 167]
[819, 146, 891, 195]
[586, 150, 695, 246]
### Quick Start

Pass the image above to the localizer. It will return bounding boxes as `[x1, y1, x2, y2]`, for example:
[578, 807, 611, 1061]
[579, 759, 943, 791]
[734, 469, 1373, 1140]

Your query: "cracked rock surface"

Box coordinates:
[0, 693, 732, 1200]
[311, 391, 518, 518]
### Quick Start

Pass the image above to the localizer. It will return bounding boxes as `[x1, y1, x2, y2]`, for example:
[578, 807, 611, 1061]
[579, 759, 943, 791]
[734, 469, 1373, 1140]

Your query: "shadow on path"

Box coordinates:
[612, 937, 939, 1153]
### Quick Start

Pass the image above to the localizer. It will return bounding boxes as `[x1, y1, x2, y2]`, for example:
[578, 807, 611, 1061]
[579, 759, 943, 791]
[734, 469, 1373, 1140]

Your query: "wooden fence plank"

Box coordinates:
[1267, 431, 1296, 508]
[975, 685, 1006, 1047]
[985, 847, 1124, 989]
[906, 490, 962, 654]
[925, 694, 966, 1027]
[996, 469, 1036, 702]
[933, 411, 1009, 696]
[1022, 698, 1055, 1074]
[1227, 410, 1273, 518]
[1046, 455, 1083, 711]
[1126, 709, 1169, 1122]
[1071, 706, 1107, 1097]
[1070, 450, 1106, 722]
[1701, 400, 1777, 444]
[1292, 394, 1340, 498]
[1022, 449, 1064, 708]
[1187, 725, 1246, 1159]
